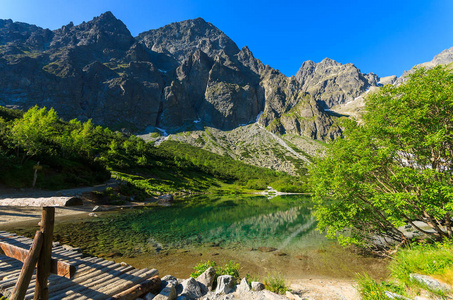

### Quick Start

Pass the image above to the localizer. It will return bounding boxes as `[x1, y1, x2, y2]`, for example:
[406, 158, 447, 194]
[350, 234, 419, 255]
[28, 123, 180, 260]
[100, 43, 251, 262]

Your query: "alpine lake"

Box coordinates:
[10, 194, 388, 280]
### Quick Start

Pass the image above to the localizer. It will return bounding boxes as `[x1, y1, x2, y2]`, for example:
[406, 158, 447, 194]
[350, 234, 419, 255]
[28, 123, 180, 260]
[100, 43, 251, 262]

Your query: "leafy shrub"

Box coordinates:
[191, 260, 241, 283]
[190, 260, 217, 278]
[263, 273, 289, 295]
[217, 260, 240, 282]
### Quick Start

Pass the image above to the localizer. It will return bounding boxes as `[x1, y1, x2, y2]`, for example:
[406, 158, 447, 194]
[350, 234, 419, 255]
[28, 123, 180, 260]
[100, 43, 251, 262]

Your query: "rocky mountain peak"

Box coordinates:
[50, 11, 134, 51]
[295, 58, 379, 108]
[137, 17, 240, 67]
[319, 57, 341, 67]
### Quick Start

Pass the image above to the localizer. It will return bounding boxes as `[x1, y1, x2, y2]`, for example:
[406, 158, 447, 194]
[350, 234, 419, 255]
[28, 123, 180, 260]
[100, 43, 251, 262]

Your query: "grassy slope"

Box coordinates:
[0, 106, 307, 195]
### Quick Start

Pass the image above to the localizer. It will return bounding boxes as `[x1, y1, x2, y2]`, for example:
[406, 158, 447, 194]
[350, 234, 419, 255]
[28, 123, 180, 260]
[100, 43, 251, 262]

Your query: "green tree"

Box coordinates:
[9, 106, 59, 162]
[310, 66, 453, 247]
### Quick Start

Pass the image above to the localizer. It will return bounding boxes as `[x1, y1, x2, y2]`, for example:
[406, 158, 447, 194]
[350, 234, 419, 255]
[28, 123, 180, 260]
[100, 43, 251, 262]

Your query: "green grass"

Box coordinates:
[357, 241, 453, 299]
[390, 241, 453, 295]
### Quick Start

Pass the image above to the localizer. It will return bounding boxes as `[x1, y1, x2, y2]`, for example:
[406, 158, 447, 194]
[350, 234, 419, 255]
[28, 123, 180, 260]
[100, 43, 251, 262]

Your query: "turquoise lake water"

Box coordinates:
[13, 194, 388, 279]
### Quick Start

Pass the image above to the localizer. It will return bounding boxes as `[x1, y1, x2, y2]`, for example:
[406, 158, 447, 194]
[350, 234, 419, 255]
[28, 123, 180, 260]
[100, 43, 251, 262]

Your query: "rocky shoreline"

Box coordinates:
[139, 268, 294, 300]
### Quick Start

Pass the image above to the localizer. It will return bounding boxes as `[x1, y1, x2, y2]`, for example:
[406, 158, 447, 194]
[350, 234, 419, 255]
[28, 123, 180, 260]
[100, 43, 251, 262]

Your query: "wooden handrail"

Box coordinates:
[0, 240, 76, 278]
[10, 231, 43, 300]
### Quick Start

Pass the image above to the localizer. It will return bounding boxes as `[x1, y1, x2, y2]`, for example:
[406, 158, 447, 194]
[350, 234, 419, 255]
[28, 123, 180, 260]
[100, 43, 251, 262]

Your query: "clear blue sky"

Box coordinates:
[1, 0, 453, 77]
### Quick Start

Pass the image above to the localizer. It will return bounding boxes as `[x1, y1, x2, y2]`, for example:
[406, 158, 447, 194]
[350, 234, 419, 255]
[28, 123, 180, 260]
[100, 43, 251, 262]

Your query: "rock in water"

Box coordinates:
[196, 266, 216, 294]
[215, 275, 235, 295]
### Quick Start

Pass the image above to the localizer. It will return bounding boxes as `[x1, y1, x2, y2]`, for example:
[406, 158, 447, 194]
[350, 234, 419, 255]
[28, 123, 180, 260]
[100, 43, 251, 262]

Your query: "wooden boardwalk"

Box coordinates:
[0, 231, 159, 300]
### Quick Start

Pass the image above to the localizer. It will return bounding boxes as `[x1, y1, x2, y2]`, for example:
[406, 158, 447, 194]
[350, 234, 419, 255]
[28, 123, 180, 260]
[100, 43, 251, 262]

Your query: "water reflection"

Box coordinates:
[17, 195, 324, 257]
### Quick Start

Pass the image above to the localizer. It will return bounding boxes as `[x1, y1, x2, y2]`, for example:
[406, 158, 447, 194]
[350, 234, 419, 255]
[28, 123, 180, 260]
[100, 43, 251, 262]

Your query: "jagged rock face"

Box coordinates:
[295, 58, 379, 108]
[0, 12, 164, 131]
[137, 18, 240, 69]
[0, 11, 343, 140]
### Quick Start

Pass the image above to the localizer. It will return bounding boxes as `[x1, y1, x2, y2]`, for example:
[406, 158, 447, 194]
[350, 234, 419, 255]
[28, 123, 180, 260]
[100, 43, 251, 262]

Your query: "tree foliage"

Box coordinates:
[310, 66, 453, 247]
[0, 105, 305, 193]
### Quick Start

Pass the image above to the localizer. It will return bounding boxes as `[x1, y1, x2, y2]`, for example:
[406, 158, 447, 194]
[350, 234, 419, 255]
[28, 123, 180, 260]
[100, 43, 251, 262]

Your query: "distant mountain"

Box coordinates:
[0, 11, 342, 141]
[396, 46, 453, 84]
[1, 11, 450, 173]
[295, 58, 378, 108]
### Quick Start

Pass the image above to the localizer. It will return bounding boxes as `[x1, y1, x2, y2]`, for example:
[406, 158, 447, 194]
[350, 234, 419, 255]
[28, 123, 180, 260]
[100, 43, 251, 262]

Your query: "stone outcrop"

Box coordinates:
[0, 11, 343, 142]
[295, 58, 379, 108]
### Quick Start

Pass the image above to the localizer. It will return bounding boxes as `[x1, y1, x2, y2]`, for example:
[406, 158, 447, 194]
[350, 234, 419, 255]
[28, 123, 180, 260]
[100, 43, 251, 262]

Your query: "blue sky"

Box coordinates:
[1, 0, 453, 77]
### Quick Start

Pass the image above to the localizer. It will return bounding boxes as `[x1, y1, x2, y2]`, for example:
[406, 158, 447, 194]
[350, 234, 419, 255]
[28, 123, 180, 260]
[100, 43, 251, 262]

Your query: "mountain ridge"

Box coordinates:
[1, 11, 452, 174]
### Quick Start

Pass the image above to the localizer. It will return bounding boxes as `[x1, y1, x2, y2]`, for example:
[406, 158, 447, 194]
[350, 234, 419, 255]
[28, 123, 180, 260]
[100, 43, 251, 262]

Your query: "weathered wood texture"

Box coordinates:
[0, 238, 75, 278]
[106, 275, 161, 300]
[35, 206, 55, 300]
[10, 231, 43, 300]
[0, 231, 160, 300]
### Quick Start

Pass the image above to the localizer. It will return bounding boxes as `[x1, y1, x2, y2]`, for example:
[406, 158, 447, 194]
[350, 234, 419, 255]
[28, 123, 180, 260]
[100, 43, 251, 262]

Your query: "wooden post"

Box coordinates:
[34, 207, 55, 300]
[32, 162, 41, 188]
[10, 231, 43, 300]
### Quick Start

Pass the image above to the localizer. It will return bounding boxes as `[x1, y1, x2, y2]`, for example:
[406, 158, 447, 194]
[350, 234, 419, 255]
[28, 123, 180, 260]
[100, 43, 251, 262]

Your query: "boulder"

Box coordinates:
[196, 267, 216, 294]
[410, 273, 452, 293]
[154, 284, 176, 300]
[180, 277, 202, 299]
[251, 281, 265, 291]
[384, 291, 411, 300]
[215, 275, 235, 295]
[236, 277, 251, 293]
[161, 275, 179, 287]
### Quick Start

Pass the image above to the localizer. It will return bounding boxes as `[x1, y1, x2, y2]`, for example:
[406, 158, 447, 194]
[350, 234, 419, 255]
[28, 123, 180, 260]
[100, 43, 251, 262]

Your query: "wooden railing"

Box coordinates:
[0, 207, 75, 300]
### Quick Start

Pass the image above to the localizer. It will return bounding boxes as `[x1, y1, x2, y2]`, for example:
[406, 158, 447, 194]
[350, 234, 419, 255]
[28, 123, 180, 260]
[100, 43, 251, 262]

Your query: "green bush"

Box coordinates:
[263, 273, 289, 295]
[190, 260, 217, 278]
[191, 260, 241, 283]
[217, 260, 241, 282]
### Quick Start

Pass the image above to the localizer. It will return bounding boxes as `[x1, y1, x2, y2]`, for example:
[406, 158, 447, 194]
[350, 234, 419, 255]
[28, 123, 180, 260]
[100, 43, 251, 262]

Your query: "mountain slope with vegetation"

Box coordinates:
[0, 106, 307, 194]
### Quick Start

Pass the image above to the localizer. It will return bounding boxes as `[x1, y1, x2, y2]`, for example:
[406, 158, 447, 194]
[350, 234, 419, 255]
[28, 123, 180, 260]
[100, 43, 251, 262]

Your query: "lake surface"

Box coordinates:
[13, 194, 388, 280]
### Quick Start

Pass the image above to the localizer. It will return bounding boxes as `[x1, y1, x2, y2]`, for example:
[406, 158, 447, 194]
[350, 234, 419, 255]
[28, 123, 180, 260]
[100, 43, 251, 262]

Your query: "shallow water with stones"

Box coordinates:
[13, 194, 388, 280]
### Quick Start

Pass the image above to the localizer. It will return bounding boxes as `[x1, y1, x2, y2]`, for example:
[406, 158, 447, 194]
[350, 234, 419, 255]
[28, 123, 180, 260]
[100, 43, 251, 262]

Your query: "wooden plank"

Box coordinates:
[34, 206, 55, 300]
[106, 275, 161, 300]
[93, 269, 158, 299]
[10, 231, 43, 300]
[0, 241, 75, 278]
[55, 265, 135, 300]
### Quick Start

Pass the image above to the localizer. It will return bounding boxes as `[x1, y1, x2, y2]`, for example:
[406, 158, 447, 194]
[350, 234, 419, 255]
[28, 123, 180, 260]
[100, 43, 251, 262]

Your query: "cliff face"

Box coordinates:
[0, 11, 342, 140]
[295, 58, 379, 108]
